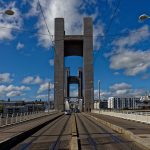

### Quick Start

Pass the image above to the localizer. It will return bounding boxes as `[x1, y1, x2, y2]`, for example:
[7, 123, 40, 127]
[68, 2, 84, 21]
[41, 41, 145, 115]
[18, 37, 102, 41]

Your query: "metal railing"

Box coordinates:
[92, 109, 150, 124]
[0, 110, 55, 127]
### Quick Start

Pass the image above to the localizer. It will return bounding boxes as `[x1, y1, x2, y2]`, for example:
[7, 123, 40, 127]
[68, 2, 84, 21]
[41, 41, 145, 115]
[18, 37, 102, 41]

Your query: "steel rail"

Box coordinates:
[19, 114, 66, 150]
[76, 114, 97, 150]
[49, 115, 71, 150]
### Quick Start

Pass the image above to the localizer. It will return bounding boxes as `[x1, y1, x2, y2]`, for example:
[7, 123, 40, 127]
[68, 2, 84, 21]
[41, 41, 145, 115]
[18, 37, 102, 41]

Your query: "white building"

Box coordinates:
[137, 95, 150, 109]
[94, 100, 100, 109]
[108, 97, 140, 109]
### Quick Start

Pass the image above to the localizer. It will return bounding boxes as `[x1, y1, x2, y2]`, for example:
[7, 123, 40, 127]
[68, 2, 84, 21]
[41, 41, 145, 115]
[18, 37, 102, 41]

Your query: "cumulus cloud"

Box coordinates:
[16, 42, 24, 50]
[106, 25, 150, 76]
[0, 73, 13, 83]
[110, 82, 131, 91]
[109, 49, 150, 76]
[6, 91, 23, 97]
[23, 0, 104, 49]
[109, 82, 144, 97]
[49, 59, 54, 66]
[94, 82, 145, 99]
[94, 89, 111, 100]
[113, 72, 120, 75]
[0, 84, 30, 97]
[0, 1, 22, 40]
[37, 82, 54, 93]
[36, 94, 54, 101]
[22, 76, 43, 84]
[113, 25, 150, 48]
[36, 94, 47, 99]
[70, 90, 78, 97]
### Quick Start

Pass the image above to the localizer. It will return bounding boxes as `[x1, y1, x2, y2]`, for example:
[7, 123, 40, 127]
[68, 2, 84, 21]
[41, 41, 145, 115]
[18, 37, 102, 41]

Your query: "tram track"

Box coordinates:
[75, 113, 143, 150]
[0, 113, 63, 150]
[76, 113, 97, 150]
[12, 114, 72, 150]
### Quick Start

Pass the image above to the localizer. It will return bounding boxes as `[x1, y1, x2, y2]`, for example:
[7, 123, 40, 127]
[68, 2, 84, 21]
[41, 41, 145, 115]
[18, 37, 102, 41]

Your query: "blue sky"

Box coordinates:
[0, 0, 150, 101]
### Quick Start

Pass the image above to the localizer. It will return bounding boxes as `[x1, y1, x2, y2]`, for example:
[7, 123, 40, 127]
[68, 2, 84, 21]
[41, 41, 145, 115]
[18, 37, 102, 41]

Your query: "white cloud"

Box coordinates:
[109, 82, 144, 97]
[22, 76, 43, 84]
[0, 1, 23, 40]
[0, 73, 13, 83]
[37, 82, 54, 93]
[36, 94, 47, 99]
[93, 20, 104, 50]
[0, 84, 30, 97]
[49, 59, 54, 66]
[6, 91, 22, 97]
[70, 90, 78, 97]
[24, 0, 104, 49]
[107, 25, 150, 76]
[110, 82, 131, 91]
[16, 42, 24, 50]
[113, 25, 150, 48]
[109, 50, 150, 76]
[113, 72, 120, 75]
[36, 94, 54, 100]
[94, 89, 110, 99]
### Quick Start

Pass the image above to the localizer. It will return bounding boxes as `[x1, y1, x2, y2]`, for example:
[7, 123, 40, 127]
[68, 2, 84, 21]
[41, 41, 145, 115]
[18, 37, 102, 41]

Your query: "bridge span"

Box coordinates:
[0, 112, 149, 150]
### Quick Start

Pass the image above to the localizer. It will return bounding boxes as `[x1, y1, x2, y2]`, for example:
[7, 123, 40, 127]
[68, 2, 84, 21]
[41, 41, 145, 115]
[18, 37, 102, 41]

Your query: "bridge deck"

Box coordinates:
[0, 113, 149, 150]
[90, 113, 150, 134]
[0, 112, 63, 149]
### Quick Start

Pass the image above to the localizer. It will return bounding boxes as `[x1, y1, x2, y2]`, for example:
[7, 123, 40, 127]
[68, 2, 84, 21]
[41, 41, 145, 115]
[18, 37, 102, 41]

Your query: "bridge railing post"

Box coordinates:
[16, 113, 18, 123]
[11, 113, 14, 124]
[23, 112, 25, 121]
[0, 114, 2, 127]
[5, 113, 8, 126]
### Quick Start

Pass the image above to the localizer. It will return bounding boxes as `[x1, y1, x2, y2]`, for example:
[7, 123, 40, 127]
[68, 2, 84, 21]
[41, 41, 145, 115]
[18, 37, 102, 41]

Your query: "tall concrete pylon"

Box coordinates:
[54, 17, 94, 112]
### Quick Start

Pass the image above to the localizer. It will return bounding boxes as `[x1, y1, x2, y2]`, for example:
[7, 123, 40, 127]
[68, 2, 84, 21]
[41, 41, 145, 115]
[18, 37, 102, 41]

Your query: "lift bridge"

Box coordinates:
[0, 17, 148, 150]
[64, 96, 83, 112]
[54, 17, 94, 112]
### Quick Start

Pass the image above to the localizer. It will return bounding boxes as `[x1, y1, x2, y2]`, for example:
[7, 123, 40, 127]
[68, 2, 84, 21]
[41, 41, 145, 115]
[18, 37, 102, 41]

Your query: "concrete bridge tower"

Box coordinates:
[54, 17, 94, 112]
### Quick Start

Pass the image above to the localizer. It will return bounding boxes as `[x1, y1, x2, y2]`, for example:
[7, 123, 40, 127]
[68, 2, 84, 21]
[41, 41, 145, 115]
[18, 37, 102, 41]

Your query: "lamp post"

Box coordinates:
[98, 80, 100, 101]
[98, 80, 101, 111]
[0, 9, 14, 15]
[139, 14, 150, 21]
[48, 82, 50, 113]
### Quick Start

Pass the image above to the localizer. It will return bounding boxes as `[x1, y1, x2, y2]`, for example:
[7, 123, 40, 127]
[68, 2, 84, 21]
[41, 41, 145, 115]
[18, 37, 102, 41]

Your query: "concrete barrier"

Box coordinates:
[92, 110, 150, 124]
[88, 112, 150, 150]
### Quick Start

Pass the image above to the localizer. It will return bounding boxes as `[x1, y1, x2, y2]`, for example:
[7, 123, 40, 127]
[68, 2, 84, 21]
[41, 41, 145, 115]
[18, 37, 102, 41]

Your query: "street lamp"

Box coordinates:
[0, 9, 15, 15]
[139, 14, 150, 21]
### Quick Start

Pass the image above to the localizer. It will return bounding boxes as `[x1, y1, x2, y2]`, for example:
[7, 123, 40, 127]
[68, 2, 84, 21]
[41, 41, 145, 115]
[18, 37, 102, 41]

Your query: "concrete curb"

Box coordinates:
[0, 113, 63, 150]
[86, 113, 150, 150]
[70, 114, 78, 150]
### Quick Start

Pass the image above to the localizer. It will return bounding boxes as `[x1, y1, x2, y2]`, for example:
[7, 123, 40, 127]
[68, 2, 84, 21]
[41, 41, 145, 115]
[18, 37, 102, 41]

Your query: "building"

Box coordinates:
[0, 100, 45, 114]
[94, 100, 100, 109]
[94, 100, 108, 109]
[100, 100, 108, 109]
[108, 97, 140, 109]
[137, 95, 150, 109]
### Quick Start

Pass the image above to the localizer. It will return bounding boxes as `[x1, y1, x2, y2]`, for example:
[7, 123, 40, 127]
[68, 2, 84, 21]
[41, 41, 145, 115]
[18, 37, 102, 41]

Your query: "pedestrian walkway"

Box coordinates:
[89, 112, 150, 149]
[0, 112, 62, 149]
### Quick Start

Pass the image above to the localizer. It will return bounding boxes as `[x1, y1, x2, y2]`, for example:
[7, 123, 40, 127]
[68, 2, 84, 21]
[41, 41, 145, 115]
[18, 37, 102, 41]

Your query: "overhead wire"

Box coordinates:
[94, 0, 122, 65]
[0, 24, 149, 41]
[37, 0, 54, 86]
[37, 0, 54, 46]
